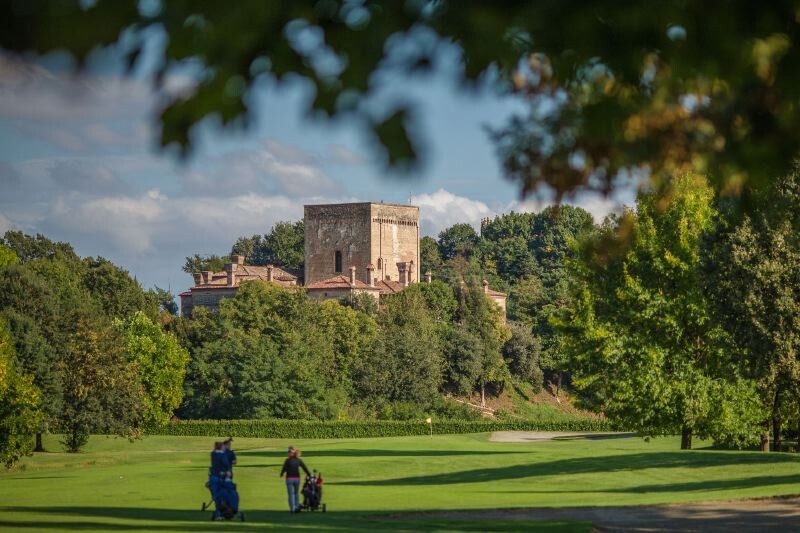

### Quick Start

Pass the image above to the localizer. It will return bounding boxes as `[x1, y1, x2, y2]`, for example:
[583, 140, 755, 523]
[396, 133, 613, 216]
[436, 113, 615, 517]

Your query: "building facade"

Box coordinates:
[304, 202, 420, 287]
[179, 255, 298, 317]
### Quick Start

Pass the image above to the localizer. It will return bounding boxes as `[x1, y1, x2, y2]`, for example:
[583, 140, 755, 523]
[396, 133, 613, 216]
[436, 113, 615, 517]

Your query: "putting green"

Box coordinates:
[0, 432, 798, 531]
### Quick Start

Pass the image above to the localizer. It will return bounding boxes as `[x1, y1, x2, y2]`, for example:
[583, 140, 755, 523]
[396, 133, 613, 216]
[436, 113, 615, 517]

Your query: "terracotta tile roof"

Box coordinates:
[179, 291, 192, 297]
[306, 275, 381, 291]
[191, 264, 297, 290]
[375, 279, 405, 294]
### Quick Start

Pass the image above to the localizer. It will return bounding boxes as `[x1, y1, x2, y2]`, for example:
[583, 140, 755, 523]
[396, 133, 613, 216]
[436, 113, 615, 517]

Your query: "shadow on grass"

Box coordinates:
[490, 473, 800, 495]
[238, 449, 522, 458]
[0, 507, 583, 532]
[337, 450, 800, 486]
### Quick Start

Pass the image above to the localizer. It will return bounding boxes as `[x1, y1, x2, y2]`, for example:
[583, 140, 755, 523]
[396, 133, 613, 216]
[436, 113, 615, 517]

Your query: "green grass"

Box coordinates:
[1, 432, 799, 531]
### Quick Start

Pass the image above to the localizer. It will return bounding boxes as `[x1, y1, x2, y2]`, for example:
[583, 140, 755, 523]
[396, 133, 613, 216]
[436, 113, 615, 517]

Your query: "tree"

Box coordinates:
[354, 289, 444, 407]
[456, 281, 512, 407]
[558, 174, 764, 449]
[317, 299, 378, 392]
[180, 282, 348, 419]
[0, 244, 18, 268]
[1, 231, 76, 264]
[420, 236, 442, 278]
[182, 254, 226, 275]
[0, 318, 42, 468]
[415, 281, 458, 323]
[2, 310, 60, 452]
[438, 224, 479, 261]
[83, 257, 159, 320]
[702, 167, 800, 451]
[443, 325, 483, 395]
[503, 322, 544, 391]
[60, 319, 142, 452]
[117, 312, 189, 427]
[231, 221, 305, 269]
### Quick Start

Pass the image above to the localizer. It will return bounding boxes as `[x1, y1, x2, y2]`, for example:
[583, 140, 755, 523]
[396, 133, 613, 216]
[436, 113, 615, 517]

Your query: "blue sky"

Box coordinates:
[0, 43, 628, 295]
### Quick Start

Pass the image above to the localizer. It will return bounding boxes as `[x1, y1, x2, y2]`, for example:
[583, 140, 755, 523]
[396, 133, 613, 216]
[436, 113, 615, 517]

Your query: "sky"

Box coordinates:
[0, 41, 631, 296]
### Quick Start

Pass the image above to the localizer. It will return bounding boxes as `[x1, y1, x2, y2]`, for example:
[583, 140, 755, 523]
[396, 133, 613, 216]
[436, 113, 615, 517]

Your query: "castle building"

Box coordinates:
[180, 201, 507, 317]
[304, 202, 420, 287]
[179, 255, 297, 317]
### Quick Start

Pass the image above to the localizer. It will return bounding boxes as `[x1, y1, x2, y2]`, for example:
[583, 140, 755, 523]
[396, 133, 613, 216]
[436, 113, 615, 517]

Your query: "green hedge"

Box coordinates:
[146, 418, 616, 439]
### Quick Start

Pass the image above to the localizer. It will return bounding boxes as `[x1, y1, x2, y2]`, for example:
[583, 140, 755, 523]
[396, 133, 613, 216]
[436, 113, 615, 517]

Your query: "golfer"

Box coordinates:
[279, 446, 310, 513]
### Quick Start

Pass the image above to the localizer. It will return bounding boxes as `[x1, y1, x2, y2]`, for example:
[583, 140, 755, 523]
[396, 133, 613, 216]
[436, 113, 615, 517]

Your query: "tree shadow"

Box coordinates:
[337, 450, 800, 486]
[238, 449, 522, 458]
[487, 473, 800, 494]
[0, 507, 576, 532]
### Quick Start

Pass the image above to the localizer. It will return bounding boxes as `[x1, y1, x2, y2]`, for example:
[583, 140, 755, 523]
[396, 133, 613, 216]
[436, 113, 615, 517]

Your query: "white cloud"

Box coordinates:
[328, 144, 365, 166]
[508, 191, 630, 223]
[0, 211, 13, 234]
[184, 141, 340, 198]
[410, 188, 493, 235]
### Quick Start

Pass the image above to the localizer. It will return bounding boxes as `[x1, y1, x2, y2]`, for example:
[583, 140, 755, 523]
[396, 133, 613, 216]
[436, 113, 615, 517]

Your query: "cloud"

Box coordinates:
[0, 54, 151, 122]
[508, 190, 631, 223]
[0, 211, 13, 234]
[410, 188, 493, 235]
[183, 140, 340, 198]
[328, 144, 365, 165]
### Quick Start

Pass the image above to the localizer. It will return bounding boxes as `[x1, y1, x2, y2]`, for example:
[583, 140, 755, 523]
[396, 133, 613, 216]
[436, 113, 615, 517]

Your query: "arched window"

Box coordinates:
[334, 250, 342, 273]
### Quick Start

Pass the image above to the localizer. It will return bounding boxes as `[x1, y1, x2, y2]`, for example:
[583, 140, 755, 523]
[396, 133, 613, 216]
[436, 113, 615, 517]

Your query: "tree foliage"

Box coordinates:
[0, 318, 42, 467]
[558, 174, 764, 448]
[231, 221, 305, 270]
[6, 2, 799, 200]
[702, 166, 800, 449]
[117, 312, 189, 427]
[60, 320, 143, 453]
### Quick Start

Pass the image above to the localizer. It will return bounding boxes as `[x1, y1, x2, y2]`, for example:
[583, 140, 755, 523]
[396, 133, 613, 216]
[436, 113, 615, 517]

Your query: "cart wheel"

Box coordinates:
[322, 504, 327, 513]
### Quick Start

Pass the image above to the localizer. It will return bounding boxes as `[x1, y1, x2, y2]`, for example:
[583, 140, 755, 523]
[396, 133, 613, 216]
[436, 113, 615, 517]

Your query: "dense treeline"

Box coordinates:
[166, 278, 540, 422]
[0, 232, 188, 460]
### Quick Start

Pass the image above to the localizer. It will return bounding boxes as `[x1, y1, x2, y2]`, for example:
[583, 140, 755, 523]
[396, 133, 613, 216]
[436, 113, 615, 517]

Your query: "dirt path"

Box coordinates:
[395, 496, 800, 531]
[489, 431, 636, 442]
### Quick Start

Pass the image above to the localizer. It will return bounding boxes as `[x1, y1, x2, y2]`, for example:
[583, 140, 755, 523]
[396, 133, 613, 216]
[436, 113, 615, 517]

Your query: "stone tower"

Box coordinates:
[304, 202, 420, 286]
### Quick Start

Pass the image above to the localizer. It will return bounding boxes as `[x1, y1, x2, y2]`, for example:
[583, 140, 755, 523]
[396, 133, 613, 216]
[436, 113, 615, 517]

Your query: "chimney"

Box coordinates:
[266, 265, 274, 283]
[193, 272, 202, 285]
[425, 271, 432, 284]
[231, 254, 245, 265]
[483, 279, 490, 294]
[398, 262, 409, 287]
[202, 271, 213, 284]
[366, 264, 375, 287]
[349, 265, 357, 285]
[225, 262, 237, 287]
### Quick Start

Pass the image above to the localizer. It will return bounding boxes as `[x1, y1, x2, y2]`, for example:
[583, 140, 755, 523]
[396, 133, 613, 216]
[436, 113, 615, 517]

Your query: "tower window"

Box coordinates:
[334, 250, 342, 273]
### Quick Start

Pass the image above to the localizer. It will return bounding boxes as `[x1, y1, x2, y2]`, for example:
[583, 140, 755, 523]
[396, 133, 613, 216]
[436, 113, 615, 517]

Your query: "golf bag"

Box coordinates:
[301, 471, 326, 512]
[203, 475, 245, 521]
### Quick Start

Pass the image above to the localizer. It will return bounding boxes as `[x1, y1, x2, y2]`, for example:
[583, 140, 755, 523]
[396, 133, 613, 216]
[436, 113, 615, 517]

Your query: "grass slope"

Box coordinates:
[1, 433, 799, 531]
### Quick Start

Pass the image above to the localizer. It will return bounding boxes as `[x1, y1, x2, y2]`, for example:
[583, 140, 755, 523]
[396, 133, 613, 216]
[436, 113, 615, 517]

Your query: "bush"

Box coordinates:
[146, 417, 616, 439]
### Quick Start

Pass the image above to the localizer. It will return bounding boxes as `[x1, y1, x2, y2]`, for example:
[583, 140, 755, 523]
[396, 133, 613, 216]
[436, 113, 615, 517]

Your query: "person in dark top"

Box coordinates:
[279, 446, 310, 512]
[223, 438, 237, 478]
[210, 441, 230, 479]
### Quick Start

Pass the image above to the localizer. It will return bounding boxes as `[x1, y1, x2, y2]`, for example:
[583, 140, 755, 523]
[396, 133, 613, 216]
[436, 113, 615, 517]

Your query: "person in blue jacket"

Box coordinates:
[210, 441, 230, 479]
[223, 438, 237, 478]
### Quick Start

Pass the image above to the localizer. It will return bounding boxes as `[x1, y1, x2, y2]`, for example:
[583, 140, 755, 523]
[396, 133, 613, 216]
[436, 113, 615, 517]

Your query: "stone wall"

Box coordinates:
[370, 203, 420, 284]
[304, 202, 420, 286]
[304, 203, 373, 285]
